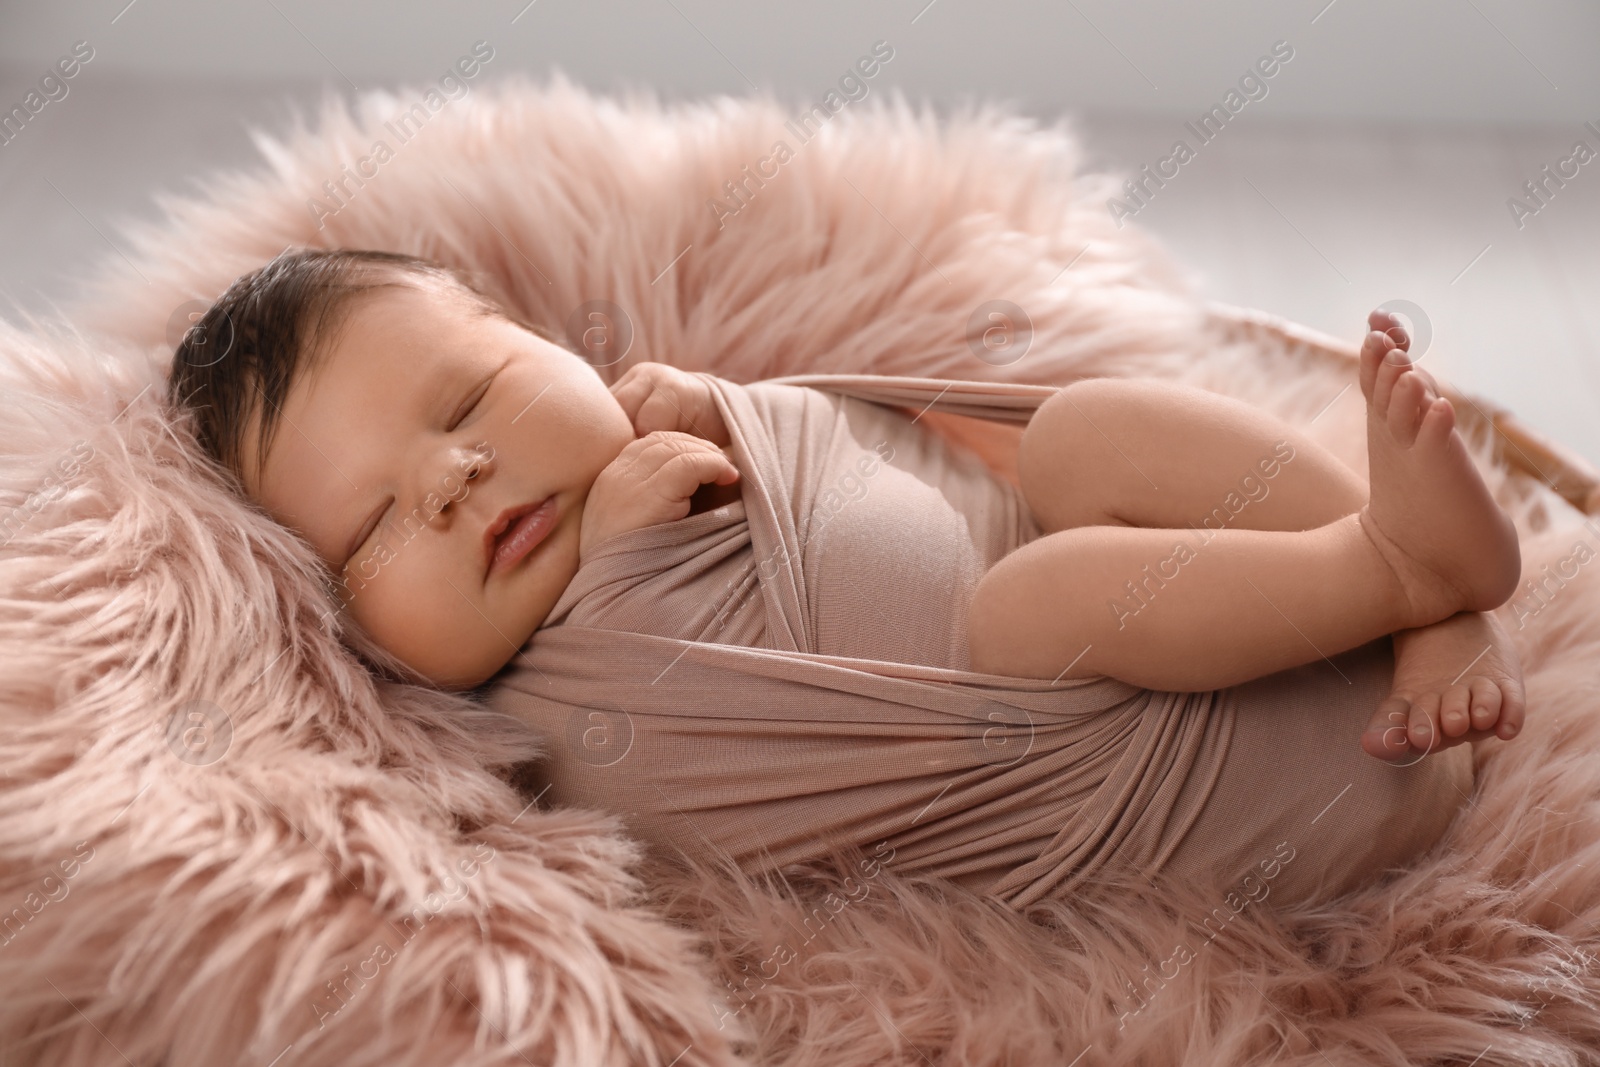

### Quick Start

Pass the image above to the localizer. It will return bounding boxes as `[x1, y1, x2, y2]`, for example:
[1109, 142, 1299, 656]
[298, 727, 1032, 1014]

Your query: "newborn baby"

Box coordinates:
[167, 247, 1526, 765]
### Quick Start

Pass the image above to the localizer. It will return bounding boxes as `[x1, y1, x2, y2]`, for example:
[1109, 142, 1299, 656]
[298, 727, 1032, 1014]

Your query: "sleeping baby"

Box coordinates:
[165, 246, 1529, 905]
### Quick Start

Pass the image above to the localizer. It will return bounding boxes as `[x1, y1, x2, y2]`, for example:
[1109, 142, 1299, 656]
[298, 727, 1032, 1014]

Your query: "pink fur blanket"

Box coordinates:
[2, 72, 1596, 1065]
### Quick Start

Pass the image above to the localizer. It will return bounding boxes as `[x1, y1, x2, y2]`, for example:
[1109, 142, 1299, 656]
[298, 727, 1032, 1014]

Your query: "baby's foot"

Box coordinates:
[1362, 609, 1527, 762]
[1357, 310, 1521, 626]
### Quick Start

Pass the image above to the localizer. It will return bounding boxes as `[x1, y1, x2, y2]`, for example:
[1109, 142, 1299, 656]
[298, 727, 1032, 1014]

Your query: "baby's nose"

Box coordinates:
[461, 441, 494, 480]
[435, 444, 494, 519]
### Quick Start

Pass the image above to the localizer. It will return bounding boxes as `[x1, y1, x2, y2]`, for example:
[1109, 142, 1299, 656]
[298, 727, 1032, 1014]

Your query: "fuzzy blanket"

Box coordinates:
[2, 71, 1597, 1066]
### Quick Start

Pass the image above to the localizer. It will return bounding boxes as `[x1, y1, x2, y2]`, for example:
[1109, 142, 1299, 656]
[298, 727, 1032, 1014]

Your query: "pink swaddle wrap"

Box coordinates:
[485, 373, 1473, 909]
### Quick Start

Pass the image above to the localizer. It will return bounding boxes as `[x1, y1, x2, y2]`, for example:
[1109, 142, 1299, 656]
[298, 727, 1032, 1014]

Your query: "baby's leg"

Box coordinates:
[971, 513, 1411, 690]
[1016, 377, 1366, 536]
[969, 321, 1521, 691]
[1375, 608, 1524, 760]
[1008, 322, 1525, 751]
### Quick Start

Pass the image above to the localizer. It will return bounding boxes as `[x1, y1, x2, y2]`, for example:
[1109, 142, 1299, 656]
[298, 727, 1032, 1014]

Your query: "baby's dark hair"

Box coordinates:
[166, 246, 560, 493]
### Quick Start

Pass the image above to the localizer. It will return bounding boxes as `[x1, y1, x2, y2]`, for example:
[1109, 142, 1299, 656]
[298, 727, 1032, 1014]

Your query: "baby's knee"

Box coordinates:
[969, 558, 1026, 674]
[968, 548, 1095, 679]
[1029, 377, 1123, 434]
[1019, 378, 1153, 530]
[1022, 378, 1158, 466]
[1041, 375, 1167, 417]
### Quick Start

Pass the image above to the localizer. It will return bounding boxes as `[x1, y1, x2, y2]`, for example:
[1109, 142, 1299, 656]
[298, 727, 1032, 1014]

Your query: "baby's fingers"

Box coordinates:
[651, 445, 740, 497]
[609, 364, 666, 426]
[634, 385, 695, 437]
[627, 432, 738, 502]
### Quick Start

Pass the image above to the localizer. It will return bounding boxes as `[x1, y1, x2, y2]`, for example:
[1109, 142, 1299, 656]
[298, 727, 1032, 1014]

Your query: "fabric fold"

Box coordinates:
[487, 372, 1474, 909]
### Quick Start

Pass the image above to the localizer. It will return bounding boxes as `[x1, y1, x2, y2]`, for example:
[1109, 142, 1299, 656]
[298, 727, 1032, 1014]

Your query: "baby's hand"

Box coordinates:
[579, 431, 740, 564]
[609, 362, 731, 447]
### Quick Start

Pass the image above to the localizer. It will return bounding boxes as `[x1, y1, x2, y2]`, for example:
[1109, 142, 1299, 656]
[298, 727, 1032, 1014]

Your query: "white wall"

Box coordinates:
[2, 1, 1597, 462]
[0, 0, 1594, 126]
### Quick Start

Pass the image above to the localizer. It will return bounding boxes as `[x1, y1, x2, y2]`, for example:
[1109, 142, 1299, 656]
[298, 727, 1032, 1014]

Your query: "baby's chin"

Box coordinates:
[422, 650, 510, 694]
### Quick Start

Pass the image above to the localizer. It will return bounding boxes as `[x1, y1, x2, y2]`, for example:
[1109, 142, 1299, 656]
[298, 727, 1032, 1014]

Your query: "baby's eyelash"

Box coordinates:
[348, 374, 493, 567]
[349, 499, 390, 564]
[449, 378, 492, 430]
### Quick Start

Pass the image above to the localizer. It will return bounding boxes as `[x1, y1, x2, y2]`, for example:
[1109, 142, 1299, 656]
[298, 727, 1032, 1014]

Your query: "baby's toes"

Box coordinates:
[1416, 393, 1456, 453]
[1438, 683, 1474, 738]
[1407, 690, 1443, 753]
[1494, 676, 1527, 741]
[1363, 694, 1415, 760]
[1386, 370, 1428, 447]
[1369, 309, 1409, 350]
[1360, 330, 1394, 401]
[1371, 342, 1407, 415]
[1467, 676, 1503, 733]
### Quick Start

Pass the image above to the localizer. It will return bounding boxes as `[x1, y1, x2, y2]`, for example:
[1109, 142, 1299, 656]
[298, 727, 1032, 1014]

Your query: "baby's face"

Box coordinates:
[240, 281, 636, 690]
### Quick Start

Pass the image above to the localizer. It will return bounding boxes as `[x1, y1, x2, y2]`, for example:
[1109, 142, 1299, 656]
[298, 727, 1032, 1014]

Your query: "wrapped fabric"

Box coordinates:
[485, 373, 1473, 909]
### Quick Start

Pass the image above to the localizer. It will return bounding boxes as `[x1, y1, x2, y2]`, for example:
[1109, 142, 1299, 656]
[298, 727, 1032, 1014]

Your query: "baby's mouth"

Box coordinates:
[485, 495, 558, 578]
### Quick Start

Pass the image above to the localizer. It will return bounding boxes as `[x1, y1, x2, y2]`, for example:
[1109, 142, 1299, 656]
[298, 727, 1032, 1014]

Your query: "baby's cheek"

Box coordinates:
[343, 552, 487, 684]
[338, 541, 393, 595]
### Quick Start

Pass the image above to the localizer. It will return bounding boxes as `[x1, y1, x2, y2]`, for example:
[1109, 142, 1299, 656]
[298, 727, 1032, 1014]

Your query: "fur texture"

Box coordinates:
[0, 71, 1593, 1065]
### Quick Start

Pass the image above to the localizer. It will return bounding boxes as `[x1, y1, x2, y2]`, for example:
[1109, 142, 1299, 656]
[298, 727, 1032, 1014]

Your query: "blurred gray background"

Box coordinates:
[1, 0, 1597, 460]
